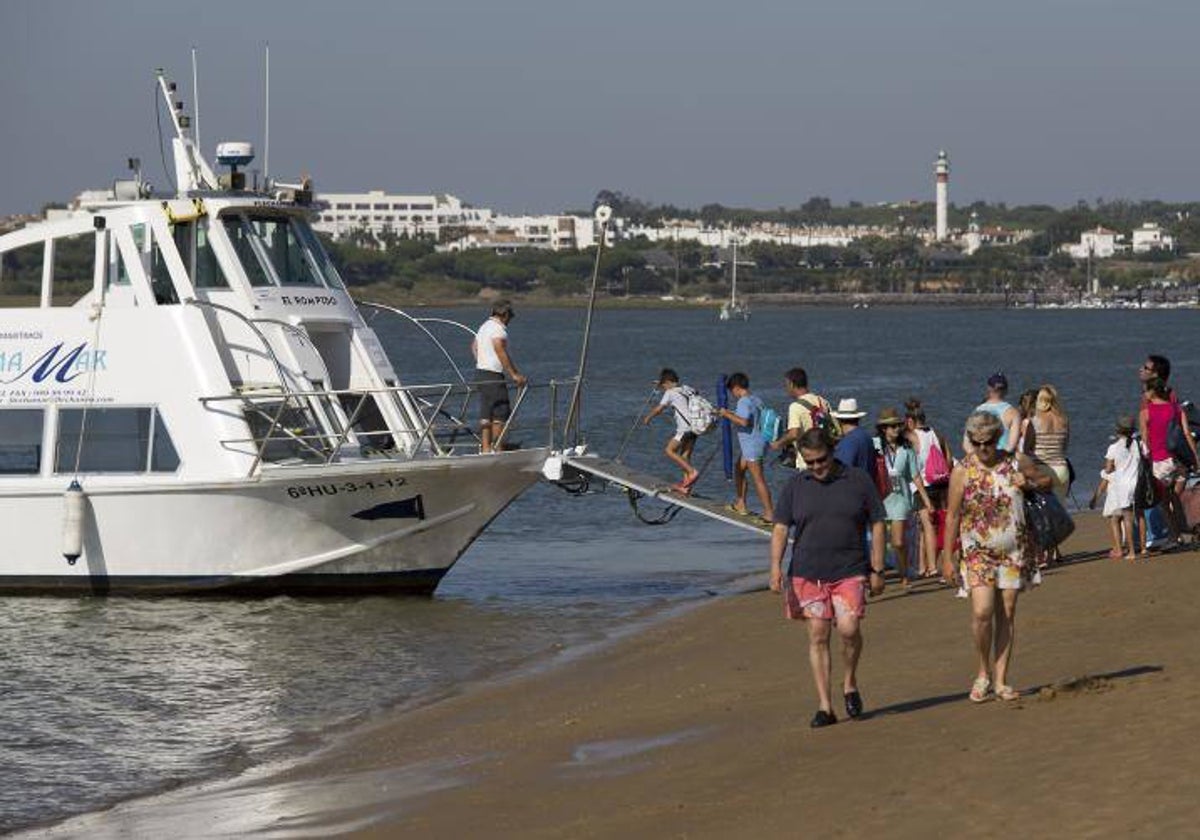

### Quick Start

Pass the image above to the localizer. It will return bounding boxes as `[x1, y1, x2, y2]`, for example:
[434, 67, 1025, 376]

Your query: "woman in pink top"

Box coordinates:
[1139, 377, 1199, 543]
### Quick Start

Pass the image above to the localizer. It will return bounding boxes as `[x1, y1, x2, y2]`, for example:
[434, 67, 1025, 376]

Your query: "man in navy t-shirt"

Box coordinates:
[770, 427, 886, 728]
[832, 397, 875, 473]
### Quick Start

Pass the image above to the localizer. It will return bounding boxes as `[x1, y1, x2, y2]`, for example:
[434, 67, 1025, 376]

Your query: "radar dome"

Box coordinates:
[215, 141, 255, 168]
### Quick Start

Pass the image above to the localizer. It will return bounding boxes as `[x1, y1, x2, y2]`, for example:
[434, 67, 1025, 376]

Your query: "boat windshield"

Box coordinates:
[221, 212, 344, 289]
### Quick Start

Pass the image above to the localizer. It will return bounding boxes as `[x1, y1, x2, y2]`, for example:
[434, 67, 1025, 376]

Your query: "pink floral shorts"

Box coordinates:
[785, 575, 867, 621]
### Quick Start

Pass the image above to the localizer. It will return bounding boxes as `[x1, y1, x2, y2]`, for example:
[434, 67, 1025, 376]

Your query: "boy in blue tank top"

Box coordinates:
[966, 373, 1021, 454]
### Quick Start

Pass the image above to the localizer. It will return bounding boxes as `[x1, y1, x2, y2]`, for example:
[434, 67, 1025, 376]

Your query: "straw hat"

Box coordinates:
[876, 407, 905, 427]
[831, 398, 867, 420]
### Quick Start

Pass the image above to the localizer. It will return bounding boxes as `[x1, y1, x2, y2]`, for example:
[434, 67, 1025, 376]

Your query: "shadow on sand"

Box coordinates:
[862, 664, 1163, 721]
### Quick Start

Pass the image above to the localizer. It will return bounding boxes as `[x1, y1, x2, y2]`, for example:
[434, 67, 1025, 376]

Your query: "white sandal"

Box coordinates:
[969, 676, 992, 703]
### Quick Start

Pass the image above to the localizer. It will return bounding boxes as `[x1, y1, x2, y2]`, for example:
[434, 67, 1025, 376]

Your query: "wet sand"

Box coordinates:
[33, 514, 1200, 838]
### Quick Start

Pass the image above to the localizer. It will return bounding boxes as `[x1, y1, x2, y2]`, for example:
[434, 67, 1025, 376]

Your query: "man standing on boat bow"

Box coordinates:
[473, 300, 527, 453]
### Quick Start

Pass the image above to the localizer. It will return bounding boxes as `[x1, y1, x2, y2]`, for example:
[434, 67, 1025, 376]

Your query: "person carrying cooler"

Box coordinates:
[643, 368, 703, 494]
[717, 372, 774, 522]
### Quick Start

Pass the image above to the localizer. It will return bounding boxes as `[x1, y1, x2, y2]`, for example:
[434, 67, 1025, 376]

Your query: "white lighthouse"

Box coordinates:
[935, 150, 950, 241]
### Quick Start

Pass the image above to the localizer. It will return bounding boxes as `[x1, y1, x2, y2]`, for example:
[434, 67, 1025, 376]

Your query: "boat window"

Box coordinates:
[295, 222, 346, 289]
[50, 232, 94, 307]
[149, 409, 181, 471]
[107, 239, 131, 289]
[0, 241, 44, 307]
[194, 220, 229, 289]
[55, 407, 178, 473]
[0, 409, 44, 474]
[149, 230, 181, 305]
[222, 216, 274, 287]
[246, 216, 322, 287]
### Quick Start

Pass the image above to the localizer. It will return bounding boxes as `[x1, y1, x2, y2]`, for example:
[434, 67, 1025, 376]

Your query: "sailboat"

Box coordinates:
[718, 236, 750, 321]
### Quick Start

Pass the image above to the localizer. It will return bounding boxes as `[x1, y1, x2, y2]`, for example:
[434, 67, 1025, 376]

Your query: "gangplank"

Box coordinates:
[560, 455, 772, 537]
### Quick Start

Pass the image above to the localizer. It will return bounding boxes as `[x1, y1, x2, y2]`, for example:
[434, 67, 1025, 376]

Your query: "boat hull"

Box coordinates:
[0, 450, 547, 596]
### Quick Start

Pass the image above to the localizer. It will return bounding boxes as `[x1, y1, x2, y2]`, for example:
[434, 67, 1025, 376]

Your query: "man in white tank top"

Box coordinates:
[472, 300, 526, 453]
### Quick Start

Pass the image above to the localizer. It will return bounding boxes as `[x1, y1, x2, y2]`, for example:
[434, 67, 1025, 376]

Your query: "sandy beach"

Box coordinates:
[33, 513, 1200, 838]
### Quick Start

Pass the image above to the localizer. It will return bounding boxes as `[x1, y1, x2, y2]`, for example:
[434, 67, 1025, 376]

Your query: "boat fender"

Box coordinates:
[62, 480, 86, 565]
[542, 454, 564, 482]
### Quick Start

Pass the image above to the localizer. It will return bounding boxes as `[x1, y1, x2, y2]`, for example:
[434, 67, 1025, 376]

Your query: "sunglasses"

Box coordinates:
[805, 453, 832, 466]
[971, 438, 999, 448]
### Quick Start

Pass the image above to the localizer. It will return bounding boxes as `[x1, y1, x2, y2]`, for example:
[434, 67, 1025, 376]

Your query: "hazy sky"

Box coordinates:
[2, 0, 1199, 217]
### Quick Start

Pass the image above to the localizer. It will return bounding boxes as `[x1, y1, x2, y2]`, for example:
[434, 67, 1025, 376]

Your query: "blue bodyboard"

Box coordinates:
[718, 375, 733, 480]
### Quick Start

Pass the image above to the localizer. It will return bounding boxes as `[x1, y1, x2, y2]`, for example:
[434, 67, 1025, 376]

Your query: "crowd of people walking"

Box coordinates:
[640, 354, 1199, 728]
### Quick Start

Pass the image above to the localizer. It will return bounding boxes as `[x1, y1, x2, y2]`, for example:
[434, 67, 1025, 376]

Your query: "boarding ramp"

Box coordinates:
[560, 455, 772, 537]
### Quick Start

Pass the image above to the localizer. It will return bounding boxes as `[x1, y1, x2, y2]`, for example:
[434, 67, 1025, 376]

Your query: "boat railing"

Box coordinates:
[199, 376, 578, 476]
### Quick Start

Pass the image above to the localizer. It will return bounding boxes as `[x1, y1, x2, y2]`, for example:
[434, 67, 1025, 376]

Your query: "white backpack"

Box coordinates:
[678, 385, 716, 435]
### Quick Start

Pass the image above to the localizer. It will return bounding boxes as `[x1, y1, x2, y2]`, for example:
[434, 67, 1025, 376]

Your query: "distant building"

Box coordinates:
[311, 190, 491, 242]
[1062, 226, 1125, 260]
[1131, 222, 1175, 254]
[624, 221, 864, 248]
[312, 189, 614, 252]
[963, 212, 982, 255]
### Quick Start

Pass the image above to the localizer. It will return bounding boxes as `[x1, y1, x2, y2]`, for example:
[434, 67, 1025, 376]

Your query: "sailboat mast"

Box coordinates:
[731, 236, 737, 305]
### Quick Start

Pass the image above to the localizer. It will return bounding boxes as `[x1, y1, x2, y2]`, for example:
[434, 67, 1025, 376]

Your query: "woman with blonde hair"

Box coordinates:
[942, 411, 1054, 703]
[1032, 384, 1070, 498]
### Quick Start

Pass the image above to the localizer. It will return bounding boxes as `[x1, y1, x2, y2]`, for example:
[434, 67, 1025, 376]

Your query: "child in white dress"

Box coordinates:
[1094, 416, 1141, 560]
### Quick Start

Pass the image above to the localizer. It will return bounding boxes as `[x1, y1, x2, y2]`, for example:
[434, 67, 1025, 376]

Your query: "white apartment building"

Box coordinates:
[624, 222, 867, 249]
[1062, 226, 1125, 260]
[439, 214, 609, 253]
[1131, 222, 1175, 254]
[311, 189, 612, 252]
[311, 190, 493, 242]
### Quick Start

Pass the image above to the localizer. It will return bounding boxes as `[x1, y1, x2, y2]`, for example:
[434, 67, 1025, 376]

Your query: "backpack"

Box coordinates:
[678, 385, 716, 435]
[923, 433, 951, 486]
[758, 404, 783, 444]
[1167, 399, 1197, 470]
[796, 395, 842, 443]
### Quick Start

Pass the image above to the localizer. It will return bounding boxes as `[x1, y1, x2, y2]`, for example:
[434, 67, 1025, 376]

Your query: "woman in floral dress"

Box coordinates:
[941, 411, 1054, 703]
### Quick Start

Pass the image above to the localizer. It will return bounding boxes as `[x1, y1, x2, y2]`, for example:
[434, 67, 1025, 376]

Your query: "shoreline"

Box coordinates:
[352, 290, 1199, 310]
[15, 568, 766, 838]
[27, 512, 1200, 837]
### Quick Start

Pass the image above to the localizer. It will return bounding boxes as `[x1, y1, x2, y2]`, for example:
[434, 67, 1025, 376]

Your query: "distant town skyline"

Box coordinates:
[3, 0, 1200, 217]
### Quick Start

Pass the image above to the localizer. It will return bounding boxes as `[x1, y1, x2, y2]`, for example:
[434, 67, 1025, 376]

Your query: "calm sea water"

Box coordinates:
[3, 306, 1197, 833]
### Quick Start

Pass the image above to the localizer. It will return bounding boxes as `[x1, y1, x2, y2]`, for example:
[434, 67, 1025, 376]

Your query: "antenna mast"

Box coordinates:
[191, 46, 201, 150]
[155, 69, 218, 193]
[264, 42, 270, 186]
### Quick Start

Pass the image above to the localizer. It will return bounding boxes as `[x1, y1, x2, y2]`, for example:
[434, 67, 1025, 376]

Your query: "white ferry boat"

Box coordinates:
[0, 70, 579, 595]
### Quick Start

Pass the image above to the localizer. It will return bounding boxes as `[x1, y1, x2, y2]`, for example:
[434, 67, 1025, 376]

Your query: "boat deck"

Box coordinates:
[562, 455, 772, 537]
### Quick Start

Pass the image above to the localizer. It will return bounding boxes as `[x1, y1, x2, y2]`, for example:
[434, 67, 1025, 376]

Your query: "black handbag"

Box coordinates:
[1134, 450, 1158, 510]
[1023, 490, 1075, 550]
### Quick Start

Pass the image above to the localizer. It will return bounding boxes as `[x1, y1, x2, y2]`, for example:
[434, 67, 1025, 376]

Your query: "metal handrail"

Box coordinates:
[200, 377, 576, 475]
[184, 298, 298, 395]
[358, 301, 474, 385]
[357, 301, 481, 430]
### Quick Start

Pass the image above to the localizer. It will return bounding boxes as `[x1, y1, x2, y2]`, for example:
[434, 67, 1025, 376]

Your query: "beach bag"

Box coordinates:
[679, 386, 716, 435]
[797, 396, 842, 442]
[758, 405, 782, 444]
[1133, 449, 1158, 511]
[923, 436, 951, 486]
[1023, 490, 1075, 550]
[1180, 478, 1200, 532]
[1166, 406, 1196, 470]
[871, 449, 891, 500]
